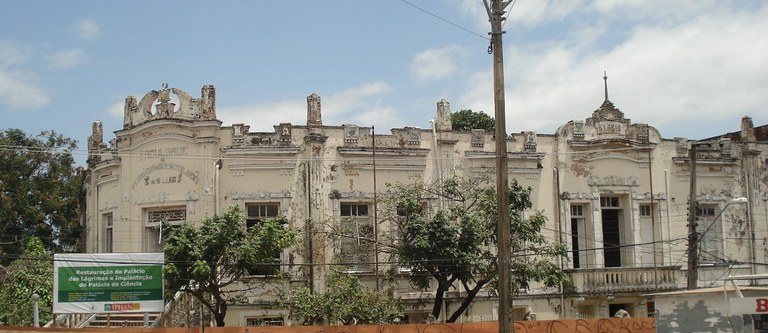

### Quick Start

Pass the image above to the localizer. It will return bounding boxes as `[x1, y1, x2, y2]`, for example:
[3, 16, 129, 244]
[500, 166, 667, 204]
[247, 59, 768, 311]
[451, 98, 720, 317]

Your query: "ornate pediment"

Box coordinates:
[123, 83, 217, 128]
[587, 100, 627, 124]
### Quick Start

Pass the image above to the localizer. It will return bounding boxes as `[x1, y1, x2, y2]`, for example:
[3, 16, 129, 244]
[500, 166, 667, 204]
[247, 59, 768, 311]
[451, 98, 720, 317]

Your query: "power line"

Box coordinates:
[399, 0, 489, 41]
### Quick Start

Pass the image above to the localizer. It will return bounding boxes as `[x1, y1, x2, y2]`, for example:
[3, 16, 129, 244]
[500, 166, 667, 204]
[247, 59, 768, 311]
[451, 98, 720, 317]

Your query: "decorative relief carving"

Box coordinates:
[87, 121, 108, 165]
[596, 121, 626, 135]
[587, 175, 639, 187]
[471, 129, 485, 147]
[675, 137, 688, 157]
[307, 93, 322, 126]
[201, 85, 216, 120]
[572, 121, 585, 139]
[436, 99, 452, 131]
[720, 139, 733, 157]
[337, 190, 371, 199]
[232, 124, 249, 145]
[524, 131, 537, 152]
[344, 124, 360, 145]
[405, 127, 421, 145]
[123, 84, 217, 129]
[278, 123, 292, 142]
[559, 191, 595, 200]
[250, 136, 274, 145]
[636, 123, 649, 142]
[230, 190, 291, 200]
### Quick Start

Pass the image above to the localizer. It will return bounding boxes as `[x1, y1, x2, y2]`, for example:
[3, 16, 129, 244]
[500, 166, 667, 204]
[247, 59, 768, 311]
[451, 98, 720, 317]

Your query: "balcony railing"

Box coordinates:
[567, 266, 684, 293]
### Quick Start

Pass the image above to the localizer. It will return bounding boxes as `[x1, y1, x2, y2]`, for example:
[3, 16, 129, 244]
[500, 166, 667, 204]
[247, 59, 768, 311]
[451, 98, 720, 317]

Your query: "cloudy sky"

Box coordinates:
[1, 1, 766, 165]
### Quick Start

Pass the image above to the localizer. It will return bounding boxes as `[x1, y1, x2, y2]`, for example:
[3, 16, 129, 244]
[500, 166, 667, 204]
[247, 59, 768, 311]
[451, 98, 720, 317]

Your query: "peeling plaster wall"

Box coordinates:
[82, 85, 768, 323]
[654, 290, 768, 333]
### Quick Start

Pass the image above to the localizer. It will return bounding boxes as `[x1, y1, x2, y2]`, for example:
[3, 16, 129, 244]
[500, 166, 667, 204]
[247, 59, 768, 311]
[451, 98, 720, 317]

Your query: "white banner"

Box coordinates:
[730, 297, 768, 315]
[53, 253, 164, 313]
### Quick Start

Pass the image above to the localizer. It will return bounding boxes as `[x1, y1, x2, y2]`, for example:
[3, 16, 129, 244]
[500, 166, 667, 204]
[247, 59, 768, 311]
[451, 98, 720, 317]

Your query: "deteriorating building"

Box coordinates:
[80, 82, 768, 326]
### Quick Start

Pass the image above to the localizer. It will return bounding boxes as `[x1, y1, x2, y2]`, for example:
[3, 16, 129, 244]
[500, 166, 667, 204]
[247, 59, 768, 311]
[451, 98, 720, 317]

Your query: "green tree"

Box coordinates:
[451, 109, 495, 132]
[0, 237, 53, 326]
[163, 205, 297, 327]
[0, 129, 83, 265]
[286, 270, 403, 325]
[382, 175, 568, 322]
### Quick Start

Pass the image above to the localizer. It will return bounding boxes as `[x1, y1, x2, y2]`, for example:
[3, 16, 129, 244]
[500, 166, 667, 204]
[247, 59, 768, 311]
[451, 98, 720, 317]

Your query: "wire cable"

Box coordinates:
[399, 0, 489, 41]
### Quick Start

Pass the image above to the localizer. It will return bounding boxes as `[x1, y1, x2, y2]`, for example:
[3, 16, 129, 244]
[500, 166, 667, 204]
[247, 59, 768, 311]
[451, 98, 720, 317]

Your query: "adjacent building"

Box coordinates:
[81, 82, 768, 326]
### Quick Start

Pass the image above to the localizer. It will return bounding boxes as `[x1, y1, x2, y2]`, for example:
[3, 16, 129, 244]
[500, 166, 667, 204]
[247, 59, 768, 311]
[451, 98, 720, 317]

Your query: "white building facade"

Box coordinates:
[81, 83, 768, 326]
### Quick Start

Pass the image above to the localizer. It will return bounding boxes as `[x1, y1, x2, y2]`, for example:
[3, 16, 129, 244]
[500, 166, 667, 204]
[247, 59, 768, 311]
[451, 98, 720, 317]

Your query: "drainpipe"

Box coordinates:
[743, 155, 756, 279]
[429, 119, 443, 208]
[554, 166, 565, 318]
[214, 159, 222, 215]
[305, 161, 314, 293]
[663, 169, 671, 266]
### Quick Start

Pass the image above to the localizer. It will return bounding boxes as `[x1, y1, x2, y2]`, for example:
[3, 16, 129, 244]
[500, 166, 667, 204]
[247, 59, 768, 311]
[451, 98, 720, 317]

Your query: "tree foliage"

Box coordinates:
[0, 129, 83, 265]
[451, 109, 495, 132]
[286, 270, 403, 326]
[0, 237, 53, 326]
[382, 175, 568, 322]
[163, 205, 297, 327]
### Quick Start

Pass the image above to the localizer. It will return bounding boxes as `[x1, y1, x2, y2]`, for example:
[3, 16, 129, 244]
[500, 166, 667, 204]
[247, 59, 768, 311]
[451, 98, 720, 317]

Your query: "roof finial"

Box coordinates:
[603, 71, 609, 101]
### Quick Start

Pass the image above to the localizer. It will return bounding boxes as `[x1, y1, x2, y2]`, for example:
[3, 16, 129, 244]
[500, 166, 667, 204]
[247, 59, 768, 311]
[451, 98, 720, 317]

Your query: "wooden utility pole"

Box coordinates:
[687, 143, 698, 289]
[484, 1, 513, 332]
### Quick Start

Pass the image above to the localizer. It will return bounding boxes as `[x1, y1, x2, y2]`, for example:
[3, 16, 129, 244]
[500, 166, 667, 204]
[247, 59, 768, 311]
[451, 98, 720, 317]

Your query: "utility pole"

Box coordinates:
[686, 143, 698, 290]
[483, 1, 513, 332]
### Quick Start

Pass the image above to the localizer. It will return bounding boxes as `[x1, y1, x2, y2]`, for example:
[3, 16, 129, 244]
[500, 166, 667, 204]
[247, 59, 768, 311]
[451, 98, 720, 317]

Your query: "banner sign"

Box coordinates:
[53, 253, 164, 313]
[730, 297, 768, 315]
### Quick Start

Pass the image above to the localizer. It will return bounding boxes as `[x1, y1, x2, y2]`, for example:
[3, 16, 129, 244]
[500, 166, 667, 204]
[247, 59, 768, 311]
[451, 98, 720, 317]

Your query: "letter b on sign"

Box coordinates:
[756, 298, 768, 313]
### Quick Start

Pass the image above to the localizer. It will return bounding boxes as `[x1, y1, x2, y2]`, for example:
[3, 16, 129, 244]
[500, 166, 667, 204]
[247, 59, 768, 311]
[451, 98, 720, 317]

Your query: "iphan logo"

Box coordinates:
[104, 303, 140, 311]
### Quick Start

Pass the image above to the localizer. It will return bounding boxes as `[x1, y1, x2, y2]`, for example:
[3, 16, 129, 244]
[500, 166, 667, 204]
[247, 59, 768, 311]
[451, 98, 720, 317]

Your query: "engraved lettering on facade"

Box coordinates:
[133, 162, 200, 188]
[139, 146, 189, 159]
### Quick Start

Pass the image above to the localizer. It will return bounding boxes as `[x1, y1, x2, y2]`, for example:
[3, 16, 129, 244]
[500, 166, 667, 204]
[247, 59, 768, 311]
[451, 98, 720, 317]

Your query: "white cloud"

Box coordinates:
[458, 1, 768, 137]
[0, 40, 31, 67]
[0, 70, 50, 109]
[0, 41, 48, 109]
[218, 99, 306, 133]
[76, 18, 101, 39]
[508, 0, 586, 26]
[410, 45, 465, 83]
[218, 82, 396, 132]
[47, 49, 85, 69]
[106, 100, 124, 119]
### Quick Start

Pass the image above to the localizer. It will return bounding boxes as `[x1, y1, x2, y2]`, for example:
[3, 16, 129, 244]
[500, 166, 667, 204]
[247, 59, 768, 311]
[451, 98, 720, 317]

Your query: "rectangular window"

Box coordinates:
[246, 203, 280, 229]
[104, 213, 113, 253]
[570, 204, 586, 268]
[245, 316, 284, 326]
[339, 203, 373, 272]
[245, 203, 281, 276]
[144, 207, 186, 253]
[640, 204, 652, 217]
[571, 204, 583, 217]
[600, 196, 620, 208]
[637, 203, 656, 266]
[647, 301, 655, 318]
[696, 204, 722, 264]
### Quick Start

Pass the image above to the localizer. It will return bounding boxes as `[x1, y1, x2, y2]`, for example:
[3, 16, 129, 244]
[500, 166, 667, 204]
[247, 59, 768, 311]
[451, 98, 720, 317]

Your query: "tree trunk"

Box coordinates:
[214, 312, 226, 327]
[432, 283, 449, 320]
[447, 280, 486, 322]
[212, 290, 228, 326]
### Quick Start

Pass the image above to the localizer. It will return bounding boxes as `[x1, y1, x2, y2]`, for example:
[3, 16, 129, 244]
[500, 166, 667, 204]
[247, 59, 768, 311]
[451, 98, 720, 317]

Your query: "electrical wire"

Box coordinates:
[399, 0, 489, 41]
